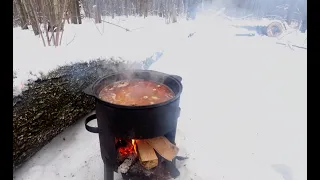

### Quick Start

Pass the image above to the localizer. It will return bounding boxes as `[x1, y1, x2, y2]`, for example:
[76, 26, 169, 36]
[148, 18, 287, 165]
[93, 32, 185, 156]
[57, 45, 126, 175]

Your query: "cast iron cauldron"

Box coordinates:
[83, 70, 183, 139]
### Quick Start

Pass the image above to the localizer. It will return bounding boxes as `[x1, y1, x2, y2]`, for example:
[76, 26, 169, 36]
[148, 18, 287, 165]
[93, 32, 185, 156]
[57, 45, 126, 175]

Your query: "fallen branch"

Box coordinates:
[101, 20, 131, 32]
[90, 19, 103, 35]
[59, 16, 68, 46]
[276, 42, 307, 50]
[277, 29, 298, 40]
[175, 156, 189, 161]
[223, 13, 253, 21]
[188, 32, 196, 38]
[66, 33, 76, 46]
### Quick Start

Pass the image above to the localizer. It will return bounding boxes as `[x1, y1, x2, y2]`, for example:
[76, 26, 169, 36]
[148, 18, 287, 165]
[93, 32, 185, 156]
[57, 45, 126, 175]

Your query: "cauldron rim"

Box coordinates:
[84, 69, 183, 110]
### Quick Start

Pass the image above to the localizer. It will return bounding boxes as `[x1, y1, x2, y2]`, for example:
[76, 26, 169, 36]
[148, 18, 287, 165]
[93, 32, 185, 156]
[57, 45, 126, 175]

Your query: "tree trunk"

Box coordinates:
[286, 0, 299, 25]
[93, 0, 102, 23]
[52, 0, 59, 26]
[300, 1, 307, 33]
[71, 0, 78, 24]
[171, 0, 177, 23]
[111, 0, 115, 18]
[177, 0, 183, 15]
[165, 0, 171, 24]
[143, 0, 148, 18]
[159, 0, 164, 17]
[75, 0, 82, 24]
[184, 0, 188, 14]
[13, 1, 19, 26]
[116, 0, 121, 16]
[29, 0, 46, 45]
[187, 0, 197, 20]
[16, 0, 29, 29]
[152, 0, 156, 15]
[36, 0, 43, 24]
[124, 0, 128, 17]
[300, 15, 307, 33]
[22, 0, 39, 35]
[135, 0, 139, 16]
[81, 0, 91, 18]
[139, 0, 143, 16]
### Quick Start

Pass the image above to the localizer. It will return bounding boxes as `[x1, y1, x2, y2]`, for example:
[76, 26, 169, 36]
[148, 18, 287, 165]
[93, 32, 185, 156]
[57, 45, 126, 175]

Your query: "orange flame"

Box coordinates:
[116, 138, 137, 157]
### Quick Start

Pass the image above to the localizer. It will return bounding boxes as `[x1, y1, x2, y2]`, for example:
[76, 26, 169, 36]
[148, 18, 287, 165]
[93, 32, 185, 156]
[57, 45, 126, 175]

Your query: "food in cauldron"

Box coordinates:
[98, 79, 175, 106]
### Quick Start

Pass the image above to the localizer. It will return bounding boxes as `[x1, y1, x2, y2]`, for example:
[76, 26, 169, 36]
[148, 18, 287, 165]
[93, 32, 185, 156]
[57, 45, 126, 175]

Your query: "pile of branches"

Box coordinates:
[13, 58, 143, 169]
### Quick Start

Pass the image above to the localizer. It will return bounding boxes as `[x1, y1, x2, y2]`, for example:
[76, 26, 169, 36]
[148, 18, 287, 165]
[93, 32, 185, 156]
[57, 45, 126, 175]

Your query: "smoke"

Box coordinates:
[103, 51, 166, 86]
[189, 0, 306, 21]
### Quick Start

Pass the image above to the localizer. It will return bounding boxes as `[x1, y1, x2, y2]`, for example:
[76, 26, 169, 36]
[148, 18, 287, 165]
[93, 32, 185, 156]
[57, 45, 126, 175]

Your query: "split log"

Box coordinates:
[136, 140, 158, 170]
[146, 136, 179, 161]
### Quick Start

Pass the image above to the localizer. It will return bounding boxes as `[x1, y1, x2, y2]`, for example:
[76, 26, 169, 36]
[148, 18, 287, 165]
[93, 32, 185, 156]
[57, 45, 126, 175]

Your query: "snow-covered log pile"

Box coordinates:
[13, 58, 143, 169]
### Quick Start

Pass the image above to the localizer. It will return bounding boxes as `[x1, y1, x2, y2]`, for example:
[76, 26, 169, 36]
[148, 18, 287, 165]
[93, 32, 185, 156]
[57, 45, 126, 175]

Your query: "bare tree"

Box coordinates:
[14, 0, 29, 29]
[159, 0, 164, 17]
[14, 0, 205, 36]
[111, 0, 115, 18]
[177, 0, 184, 15]
[75, 0, 82, 24]
[36, 0, 71, 46]
[141, 0, 148, 18]
[171, 0, 177, 23]
[70, 0, 78, 24]
[124, 0, 128, 17]
[28, 0, 46, 44]
[22, 0, 40, 35]
[93, 0, 102, 23]
[82, 0, 92, 18]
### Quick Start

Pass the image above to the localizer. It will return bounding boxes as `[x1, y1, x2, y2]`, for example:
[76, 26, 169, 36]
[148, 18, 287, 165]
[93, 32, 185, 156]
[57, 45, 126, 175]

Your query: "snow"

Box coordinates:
[13, 16, 182, 94]
[13, 11, 307, 180]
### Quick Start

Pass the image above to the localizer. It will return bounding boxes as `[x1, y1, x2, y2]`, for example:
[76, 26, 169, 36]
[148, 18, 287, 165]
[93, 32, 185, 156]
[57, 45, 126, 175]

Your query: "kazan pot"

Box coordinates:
[83, 70, 183, 140]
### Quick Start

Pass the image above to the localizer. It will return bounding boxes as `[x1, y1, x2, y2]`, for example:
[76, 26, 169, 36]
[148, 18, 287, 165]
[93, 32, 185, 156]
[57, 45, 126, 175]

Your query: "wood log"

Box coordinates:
[136, 140, 158, 170]
[13, 59, 145, 170]
[13, 53, 157, 169]
[118, 154, 137, 173]
[146, 136, 179, 161]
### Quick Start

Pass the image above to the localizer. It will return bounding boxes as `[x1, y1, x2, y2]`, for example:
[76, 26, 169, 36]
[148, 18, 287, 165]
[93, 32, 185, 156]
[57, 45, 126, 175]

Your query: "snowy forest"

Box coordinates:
[13, 0, 307, 179]
[13, 0, 306, 46]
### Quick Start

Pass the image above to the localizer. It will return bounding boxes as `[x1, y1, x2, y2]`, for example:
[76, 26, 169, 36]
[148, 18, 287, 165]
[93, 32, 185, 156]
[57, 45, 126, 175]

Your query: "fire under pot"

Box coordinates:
[84, 70, 183, 180]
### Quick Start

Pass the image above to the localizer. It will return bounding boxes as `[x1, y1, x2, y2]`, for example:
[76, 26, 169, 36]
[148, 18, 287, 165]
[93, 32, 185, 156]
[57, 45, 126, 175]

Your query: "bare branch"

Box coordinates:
[66, 33, 76, 46]
[101, 19, 131, 32]
[276, 42, 307, 50]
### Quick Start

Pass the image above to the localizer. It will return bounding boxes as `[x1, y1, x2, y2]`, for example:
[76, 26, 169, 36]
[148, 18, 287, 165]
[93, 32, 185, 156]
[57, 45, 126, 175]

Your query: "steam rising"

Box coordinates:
[189, 0, 306, 21]
[112, 50, 165, 84]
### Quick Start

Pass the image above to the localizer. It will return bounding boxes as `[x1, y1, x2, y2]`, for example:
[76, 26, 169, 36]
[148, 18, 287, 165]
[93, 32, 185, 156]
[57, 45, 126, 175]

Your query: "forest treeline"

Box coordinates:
[13, 0, 306, 46]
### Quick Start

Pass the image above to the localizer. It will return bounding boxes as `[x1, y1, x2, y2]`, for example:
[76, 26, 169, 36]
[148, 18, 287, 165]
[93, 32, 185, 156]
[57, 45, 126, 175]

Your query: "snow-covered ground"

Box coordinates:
[13, 11, 307, 180]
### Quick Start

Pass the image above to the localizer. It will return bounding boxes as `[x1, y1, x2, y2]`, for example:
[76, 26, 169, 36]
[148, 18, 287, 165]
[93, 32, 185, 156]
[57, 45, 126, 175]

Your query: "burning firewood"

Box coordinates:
[146, 136, 179, 161]
[136, 140, 159, 170]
